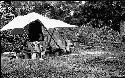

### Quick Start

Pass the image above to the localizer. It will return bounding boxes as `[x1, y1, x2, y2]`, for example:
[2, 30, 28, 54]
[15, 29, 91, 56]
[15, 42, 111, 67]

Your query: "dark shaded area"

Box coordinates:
[45, 46, 62, 57]
[122, 35, 125, 42]
[27, 19, 44, 42]
[10, 28, 28, 35]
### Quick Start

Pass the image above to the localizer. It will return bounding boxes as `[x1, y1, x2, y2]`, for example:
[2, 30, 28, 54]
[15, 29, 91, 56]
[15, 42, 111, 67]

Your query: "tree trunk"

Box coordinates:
[120, 20, 125, 42]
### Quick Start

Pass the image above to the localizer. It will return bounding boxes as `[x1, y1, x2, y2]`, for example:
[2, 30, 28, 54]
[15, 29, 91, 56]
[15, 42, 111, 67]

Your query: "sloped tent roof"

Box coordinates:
[0, 12, 76, 31]
[9, 19, 43, 35]
[10, 28, 28, 35]
[52, 27, 79, 41]
[44, 27, 79, 49]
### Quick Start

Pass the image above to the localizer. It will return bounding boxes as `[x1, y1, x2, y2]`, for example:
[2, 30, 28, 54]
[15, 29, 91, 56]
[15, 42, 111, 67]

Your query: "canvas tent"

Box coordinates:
[1, 12, 76, 31]
[1, 12, 76, 47]
[1, 12, 77, 59]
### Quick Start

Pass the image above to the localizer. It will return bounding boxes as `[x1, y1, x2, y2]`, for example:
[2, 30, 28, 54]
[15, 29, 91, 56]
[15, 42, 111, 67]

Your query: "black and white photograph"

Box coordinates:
[1, 1, 125, 78]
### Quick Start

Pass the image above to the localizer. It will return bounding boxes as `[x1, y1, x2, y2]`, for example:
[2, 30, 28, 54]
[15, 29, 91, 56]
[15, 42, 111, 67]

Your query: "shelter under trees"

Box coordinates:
[1, 1, 125, 53]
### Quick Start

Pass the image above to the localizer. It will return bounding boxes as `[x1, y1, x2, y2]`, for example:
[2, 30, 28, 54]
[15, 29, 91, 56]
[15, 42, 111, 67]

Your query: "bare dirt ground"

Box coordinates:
[1, 50, 125, 78]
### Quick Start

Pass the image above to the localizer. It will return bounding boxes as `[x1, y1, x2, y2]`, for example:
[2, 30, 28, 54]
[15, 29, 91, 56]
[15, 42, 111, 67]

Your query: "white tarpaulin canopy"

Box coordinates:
[1, 12, 76, 31]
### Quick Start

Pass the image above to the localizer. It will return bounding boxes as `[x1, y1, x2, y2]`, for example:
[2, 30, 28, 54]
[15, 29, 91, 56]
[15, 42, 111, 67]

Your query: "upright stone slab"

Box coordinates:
[32, 53, 37, 59]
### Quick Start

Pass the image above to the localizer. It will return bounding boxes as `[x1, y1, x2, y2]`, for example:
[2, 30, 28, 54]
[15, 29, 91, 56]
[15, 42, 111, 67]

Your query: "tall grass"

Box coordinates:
[1, 53, 125, 78]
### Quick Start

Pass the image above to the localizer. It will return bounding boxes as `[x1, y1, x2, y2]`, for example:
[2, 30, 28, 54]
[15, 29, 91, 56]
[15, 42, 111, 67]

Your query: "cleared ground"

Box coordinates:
[1, 50, 125, 78]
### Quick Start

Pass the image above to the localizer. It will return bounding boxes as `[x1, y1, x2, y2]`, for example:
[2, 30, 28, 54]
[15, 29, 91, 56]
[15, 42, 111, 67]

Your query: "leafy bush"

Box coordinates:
[76, 24, 123, 52]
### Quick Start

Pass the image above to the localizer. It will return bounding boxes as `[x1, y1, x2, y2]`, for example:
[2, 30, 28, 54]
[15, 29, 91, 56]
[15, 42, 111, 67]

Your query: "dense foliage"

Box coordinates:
[1, 1, 125, 53]
[1, 30, 29, 53]
[1, 1, 124, 31]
